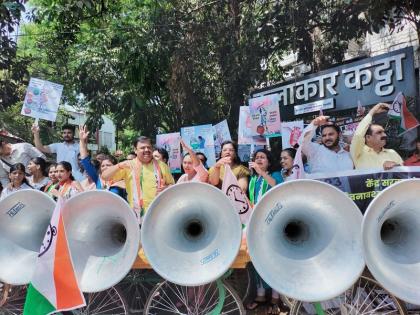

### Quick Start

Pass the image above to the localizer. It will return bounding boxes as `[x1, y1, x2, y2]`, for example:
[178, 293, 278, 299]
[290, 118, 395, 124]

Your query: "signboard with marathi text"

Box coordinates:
[251, 47, 416, 120]
[308, 167, 420, 213]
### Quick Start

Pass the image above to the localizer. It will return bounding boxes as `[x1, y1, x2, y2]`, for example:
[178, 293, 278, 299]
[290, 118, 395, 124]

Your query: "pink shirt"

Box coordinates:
[177, 163, 208, 183]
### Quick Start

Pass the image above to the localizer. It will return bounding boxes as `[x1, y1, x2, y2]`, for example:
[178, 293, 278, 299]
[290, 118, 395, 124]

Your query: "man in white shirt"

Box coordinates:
[32, 124, 84, 181]
[302, 116, 354, 174]
[0, 140, 46, 187]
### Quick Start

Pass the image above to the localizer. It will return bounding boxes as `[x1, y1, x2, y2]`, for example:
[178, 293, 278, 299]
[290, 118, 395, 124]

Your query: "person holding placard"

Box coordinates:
[32, 124, 84, 181]
[177, 139, 208, 183]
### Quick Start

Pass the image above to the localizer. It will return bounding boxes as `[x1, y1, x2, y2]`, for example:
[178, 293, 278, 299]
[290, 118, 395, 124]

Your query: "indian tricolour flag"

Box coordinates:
[388, 92, 420, 135]
[23, 198, 85, 315]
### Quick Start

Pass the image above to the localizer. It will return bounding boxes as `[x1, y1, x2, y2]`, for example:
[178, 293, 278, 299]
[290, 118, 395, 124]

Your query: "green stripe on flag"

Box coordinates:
[24, 283, 56, 315]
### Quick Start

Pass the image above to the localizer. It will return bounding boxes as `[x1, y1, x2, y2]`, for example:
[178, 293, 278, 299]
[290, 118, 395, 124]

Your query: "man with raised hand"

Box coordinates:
[32, 124, 84, 181]
[350, 103, 403, 170]
[302, 116, 353, 174]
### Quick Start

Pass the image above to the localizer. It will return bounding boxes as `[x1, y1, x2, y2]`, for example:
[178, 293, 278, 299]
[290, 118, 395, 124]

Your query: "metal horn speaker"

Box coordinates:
[247, 179, 365, 302]
[0, 189, 56, 285]
[62, 190, 140, 292]
[141, 182, 242, 286]
[362, 178, 420, 304]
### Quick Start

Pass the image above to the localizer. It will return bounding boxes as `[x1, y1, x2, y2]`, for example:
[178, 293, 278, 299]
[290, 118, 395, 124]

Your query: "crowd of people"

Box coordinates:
[0, 102, 419, 314]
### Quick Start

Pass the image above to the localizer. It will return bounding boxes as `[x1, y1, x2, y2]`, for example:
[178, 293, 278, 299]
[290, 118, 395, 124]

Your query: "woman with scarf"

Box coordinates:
[247, 149, 285, 314]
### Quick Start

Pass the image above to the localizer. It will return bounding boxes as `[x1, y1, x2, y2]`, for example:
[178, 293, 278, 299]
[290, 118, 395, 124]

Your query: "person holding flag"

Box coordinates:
[350, 103, 403, 170]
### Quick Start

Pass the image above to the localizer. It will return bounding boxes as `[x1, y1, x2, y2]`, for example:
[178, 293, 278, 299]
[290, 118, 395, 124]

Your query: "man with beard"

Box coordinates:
[351, 103, 403, 170]
[302, 116, 354, 174]
[102, 136, 174, 221]
[32, 124, 84, 181]
[0, 139, 45, 187]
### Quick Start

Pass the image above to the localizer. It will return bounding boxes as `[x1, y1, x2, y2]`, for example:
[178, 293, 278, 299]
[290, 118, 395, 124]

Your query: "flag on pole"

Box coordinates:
[357, 100, 366, 117]
[23, 198, 85, 315]
[388, 92, 420, 135]
[222, 164, 252, 226]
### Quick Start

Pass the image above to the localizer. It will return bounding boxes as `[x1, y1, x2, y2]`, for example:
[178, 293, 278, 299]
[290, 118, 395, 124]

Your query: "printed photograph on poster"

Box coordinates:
[181, 124, 216, 166]
[213, 120, 232, 157]
[156, 132, 182, 173]
[238, 106, 266, 145]
[248, 94, 281, 137]
[21, 78, 64, 122]
[238, 144, 265, 162]
[281, 120, 304, 149]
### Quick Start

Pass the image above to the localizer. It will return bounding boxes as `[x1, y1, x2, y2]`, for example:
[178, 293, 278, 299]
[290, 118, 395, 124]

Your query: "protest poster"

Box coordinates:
[181, 124, 216, 167]
[248, 94, 281, 137]
[156, 132, 182, 173]
[21, 78, 64, 122]
[281, 120, 304, 149]
[238, 144, 264, 162]
[308, 167, 420, 213]
[238, 106, 266, 145]
[213, 120, 232, 157]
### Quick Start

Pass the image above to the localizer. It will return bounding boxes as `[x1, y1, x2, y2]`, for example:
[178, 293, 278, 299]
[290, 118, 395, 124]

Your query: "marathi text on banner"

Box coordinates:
[181, 124, 216, 167]
[21, 78, 64, 122]
[156, 132, 182, 173]
[308, 167, 420, 213]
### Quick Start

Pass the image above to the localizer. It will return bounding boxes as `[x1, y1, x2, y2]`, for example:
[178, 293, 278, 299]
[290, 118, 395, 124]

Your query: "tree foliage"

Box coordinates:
[5, 0, 420, 147]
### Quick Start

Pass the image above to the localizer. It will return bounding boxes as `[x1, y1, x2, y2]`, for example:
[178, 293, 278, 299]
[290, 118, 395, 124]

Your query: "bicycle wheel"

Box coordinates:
[116, 269, 162, 314]
[289, 275, 407, 315]
[144, 280, 245, 315]
[0, 284, 26, 315]
[71, 286, 127, 315]
[224, 266, 252, 303]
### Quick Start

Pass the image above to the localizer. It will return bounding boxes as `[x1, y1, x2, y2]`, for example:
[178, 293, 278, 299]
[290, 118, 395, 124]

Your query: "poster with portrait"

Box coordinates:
[238, 106, 266, 145]
[21, 78, 64, 121]
[213, 120, 232, 157]
[156, 132, 182, 173]
[181, 124, 216, 167]
[248, 94, 281, 137]
[281, 120, 304, 149]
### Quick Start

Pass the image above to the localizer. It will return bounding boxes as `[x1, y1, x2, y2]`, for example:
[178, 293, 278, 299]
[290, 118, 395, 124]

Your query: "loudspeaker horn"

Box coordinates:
[362, 178, 420, 304]
[141, 182, 242, 286]
[0, 190, 56, 285]
[62, 190, 140, 293]
[247, 179, 365, 302]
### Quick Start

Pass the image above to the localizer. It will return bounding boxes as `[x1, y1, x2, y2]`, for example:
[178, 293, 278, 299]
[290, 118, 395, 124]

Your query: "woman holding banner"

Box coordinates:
[209, 141, 250, 192]
[177, 139, 208, 183]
